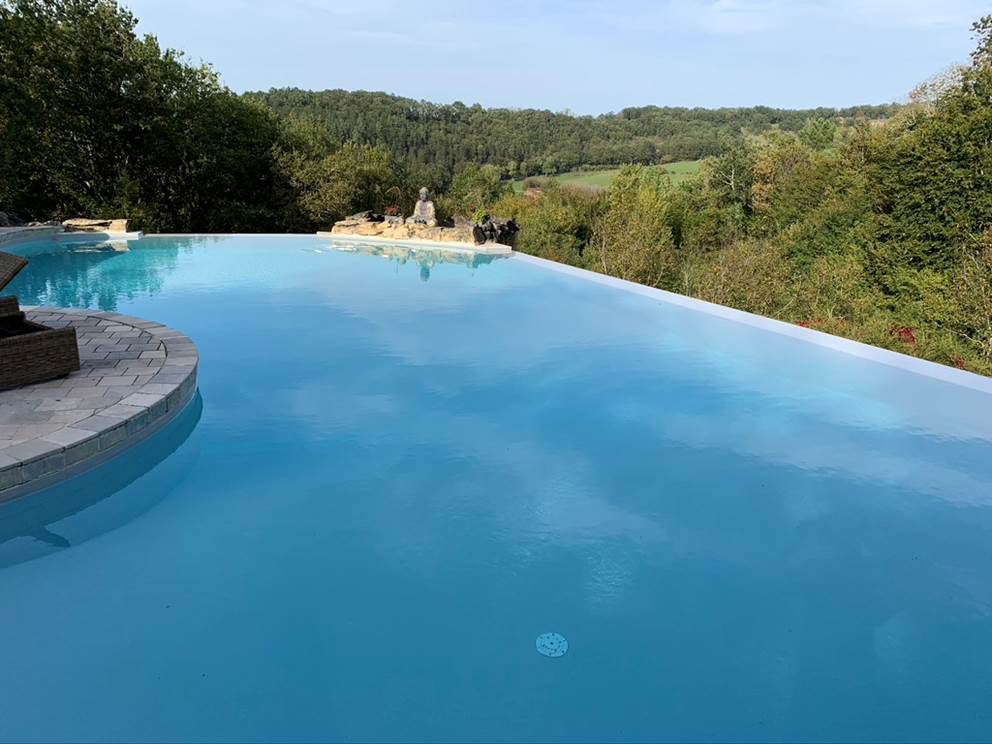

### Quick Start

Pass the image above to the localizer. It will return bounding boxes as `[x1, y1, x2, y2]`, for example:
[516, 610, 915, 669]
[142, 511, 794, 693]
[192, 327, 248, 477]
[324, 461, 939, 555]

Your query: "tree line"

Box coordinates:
[248, 87, 897, 179]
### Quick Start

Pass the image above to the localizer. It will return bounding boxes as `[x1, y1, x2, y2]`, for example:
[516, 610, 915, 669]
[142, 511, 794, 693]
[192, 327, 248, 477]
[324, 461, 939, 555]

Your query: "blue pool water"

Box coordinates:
[1, 235, 992, 742]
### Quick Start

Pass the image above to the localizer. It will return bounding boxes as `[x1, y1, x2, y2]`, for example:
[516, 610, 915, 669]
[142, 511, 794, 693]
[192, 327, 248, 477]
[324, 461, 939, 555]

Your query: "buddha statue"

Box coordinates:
[407, 187, 437, 227]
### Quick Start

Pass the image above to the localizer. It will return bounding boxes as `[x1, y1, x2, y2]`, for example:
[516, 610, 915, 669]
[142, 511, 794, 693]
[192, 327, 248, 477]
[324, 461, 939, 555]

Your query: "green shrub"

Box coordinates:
[447, 163, 510, 216]
[588, 167, 677, 288]
[686, 239, 793, 317]
[490, 186, 598, 267]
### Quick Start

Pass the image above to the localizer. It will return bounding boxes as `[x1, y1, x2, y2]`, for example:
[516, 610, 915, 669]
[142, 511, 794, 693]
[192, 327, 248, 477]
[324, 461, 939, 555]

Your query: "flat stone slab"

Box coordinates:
[0, 308, 198, 500]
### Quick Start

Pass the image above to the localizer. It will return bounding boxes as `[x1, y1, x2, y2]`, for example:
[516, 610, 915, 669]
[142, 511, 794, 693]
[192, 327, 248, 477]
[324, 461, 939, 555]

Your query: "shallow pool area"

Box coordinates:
[1, 234, 991, 742]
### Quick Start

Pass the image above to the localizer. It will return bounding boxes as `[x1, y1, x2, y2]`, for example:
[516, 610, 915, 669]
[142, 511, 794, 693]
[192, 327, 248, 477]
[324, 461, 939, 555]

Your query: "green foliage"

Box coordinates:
[284, 143, 411, 227]
[863, 53, 992, 273]
[686, 239, 793, 317]
[249, 88, 897, 180]
[798, 117, 838, 150]
[749, 132, 818, 234]
[971, 14, 992, 67]
[777, 170, 875, 265]
[490, 186, 597, 267]
[589, 167, 677, 288]
[792, 252, 883, 326]
[277, 113, 341, 161]
[408, 163, 451, 199]
[0, 0, 285, 231]
[447, 163, 510, 215]
[951, 240, 992, 366]
[703, 142, 756, 219]
[431, 196, 456, 229]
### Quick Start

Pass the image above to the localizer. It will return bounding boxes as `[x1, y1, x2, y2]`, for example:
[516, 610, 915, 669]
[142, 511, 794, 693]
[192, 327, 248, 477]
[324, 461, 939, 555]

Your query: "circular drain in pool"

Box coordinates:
[536, 632, 568, 658]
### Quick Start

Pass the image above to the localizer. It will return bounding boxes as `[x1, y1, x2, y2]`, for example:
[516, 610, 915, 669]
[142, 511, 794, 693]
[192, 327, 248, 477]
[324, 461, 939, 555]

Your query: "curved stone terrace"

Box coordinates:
[0, 308, 198, 501]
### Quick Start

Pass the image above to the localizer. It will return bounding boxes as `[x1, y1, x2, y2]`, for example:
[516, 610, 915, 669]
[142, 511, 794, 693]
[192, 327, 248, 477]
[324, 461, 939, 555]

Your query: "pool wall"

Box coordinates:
[0, 226, 142, 251]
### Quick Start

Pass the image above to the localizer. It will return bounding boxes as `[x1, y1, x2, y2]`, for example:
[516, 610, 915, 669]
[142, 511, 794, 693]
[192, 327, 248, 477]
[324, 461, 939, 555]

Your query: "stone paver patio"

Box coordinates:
[0, 308, 198, 500]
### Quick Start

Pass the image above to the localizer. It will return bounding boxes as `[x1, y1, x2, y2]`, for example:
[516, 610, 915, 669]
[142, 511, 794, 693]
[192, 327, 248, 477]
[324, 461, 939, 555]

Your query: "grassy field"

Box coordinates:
[512, 160, 702, 193]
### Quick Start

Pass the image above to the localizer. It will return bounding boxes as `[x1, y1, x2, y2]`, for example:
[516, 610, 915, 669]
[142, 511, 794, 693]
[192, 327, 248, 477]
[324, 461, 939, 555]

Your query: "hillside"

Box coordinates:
[512, 161, 702, 192]
[247, 88, 898, 178]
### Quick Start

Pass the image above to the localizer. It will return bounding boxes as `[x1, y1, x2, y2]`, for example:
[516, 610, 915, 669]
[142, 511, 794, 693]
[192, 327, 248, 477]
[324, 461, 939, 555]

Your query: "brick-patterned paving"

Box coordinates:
[0, 308, 198, 498]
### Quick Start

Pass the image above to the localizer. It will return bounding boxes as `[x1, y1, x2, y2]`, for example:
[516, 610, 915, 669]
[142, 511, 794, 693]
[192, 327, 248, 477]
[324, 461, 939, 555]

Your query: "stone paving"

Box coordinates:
[0, 308, 198, 499]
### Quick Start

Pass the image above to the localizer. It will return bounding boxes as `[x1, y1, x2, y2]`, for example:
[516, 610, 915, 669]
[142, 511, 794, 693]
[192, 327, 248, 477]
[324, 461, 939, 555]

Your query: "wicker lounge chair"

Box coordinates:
[0, 250, 80, 390]
[0, 251, 27, 291]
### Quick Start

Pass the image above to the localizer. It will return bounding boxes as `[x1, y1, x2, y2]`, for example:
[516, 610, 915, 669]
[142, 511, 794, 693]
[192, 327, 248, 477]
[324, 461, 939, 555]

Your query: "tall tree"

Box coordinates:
[0, 0, 284, 231]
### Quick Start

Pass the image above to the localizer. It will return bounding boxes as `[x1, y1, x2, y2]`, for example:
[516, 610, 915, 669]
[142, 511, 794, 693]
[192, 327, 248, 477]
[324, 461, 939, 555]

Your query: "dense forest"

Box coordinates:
[247, 88, 897, 179]
[0, 0, 989, 375]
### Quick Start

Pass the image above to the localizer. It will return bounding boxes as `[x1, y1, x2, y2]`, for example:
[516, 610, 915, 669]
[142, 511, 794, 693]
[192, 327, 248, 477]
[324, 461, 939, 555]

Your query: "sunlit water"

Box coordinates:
[1, 235, 991, 742]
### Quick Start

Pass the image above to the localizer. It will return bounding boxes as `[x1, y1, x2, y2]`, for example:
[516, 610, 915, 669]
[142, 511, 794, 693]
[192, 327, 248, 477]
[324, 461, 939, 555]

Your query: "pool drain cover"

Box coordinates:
[536, 632, 568, 658]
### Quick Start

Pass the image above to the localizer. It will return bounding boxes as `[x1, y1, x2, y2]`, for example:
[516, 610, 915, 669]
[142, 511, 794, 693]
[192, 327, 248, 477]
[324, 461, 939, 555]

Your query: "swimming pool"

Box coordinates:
[1, 234, 991, 742]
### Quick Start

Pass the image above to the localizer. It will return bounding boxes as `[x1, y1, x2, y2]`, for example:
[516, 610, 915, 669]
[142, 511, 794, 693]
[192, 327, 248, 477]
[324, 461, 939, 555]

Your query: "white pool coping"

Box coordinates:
[0, 227, 143, 249]
[56, 231, 144, 242]
[512, 251, 992, 396]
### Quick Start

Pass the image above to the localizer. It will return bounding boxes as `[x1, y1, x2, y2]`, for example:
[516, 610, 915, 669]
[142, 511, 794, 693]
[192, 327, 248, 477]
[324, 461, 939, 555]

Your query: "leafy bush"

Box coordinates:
[0, 0, 285, 231]
[490, 186, 597, 267]
[947, 240, 992, 370]
[792, 253, 882, 326]
[798, 118, 838, 151]
[686, 239, 793, 317]
[282, 142, 410, 227]
[589, 167, 677, 288]
[447, 163, 510, 216]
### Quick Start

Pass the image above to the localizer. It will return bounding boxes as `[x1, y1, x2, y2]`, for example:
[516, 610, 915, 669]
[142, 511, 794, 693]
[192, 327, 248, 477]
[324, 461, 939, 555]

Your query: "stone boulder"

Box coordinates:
[330, 215, 475, 245]
[63, 218, 130, 233]
[344, 210, 384, 223]
[472, 216, 519, 248]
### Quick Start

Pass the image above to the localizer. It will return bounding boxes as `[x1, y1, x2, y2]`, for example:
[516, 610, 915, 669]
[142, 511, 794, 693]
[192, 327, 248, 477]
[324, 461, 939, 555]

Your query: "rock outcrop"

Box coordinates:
[330, 214, 476, 245]
[471, 216, 519, 248]
[63, 218, 129, 233]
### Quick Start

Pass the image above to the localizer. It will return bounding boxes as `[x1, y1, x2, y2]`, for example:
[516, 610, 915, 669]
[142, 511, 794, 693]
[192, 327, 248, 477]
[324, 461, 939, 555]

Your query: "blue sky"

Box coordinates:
[124, 0, 987, 113]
